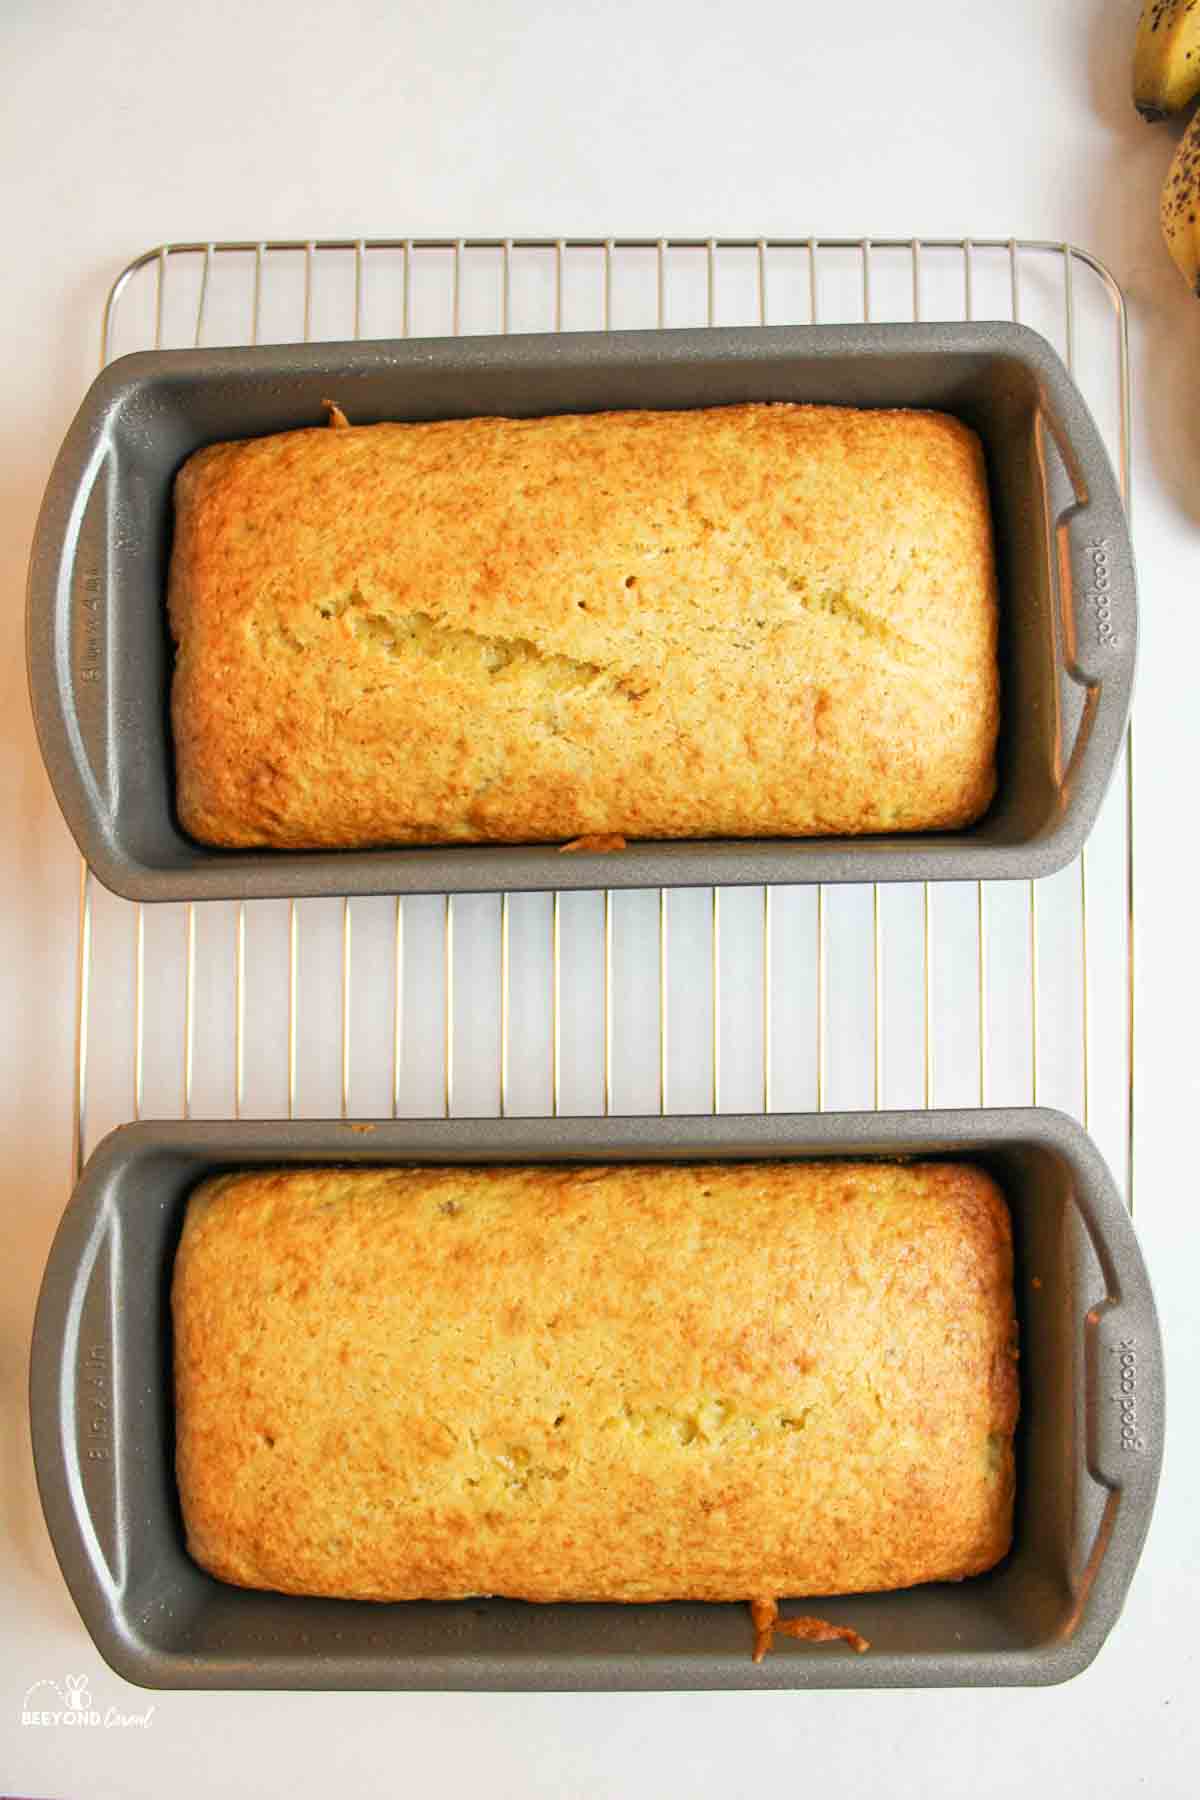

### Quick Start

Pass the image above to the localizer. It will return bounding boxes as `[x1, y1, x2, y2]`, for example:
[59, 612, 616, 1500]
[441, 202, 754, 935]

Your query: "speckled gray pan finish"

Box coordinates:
[26, 322, 1135, 901]
[30, 1108, 1160, 1691]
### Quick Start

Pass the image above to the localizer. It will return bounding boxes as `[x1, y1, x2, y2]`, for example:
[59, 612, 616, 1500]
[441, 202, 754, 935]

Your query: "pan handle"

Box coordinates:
[30, 1198, 125, 1605]
[1086, 1283, 1163, 1506]
[1075, 1184, 1164, 1624]
[1038, 398, 1137, 817]
[26, 388, 122, 886]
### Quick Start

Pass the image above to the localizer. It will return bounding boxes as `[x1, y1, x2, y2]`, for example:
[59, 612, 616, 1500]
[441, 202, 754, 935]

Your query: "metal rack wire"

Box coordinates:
[75, 236, 1134, 1207]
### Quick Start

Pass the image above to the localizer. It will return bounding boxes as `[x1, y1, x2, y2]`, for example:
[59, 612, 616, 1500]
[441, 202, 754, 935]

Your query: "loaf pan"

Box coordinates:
[27, 321, 1135, 902]
[30, 1107, 1160, 1691]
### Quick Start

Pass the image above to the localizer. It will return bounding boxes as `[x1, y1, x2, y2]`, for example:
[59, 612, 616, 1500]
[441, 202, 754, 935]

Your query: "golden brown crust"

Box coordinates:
[750, 1598, 871, 1661]
[559, 832, 627, 853]
[167, 404, 1000, 849]
[172, 1160, 1018, 1604]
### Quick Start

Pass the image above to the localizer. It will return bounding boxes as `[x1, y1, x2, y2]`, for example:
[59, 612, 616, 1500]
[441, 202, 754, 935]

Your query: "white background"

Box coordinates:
[2, 0, 1198, 1793]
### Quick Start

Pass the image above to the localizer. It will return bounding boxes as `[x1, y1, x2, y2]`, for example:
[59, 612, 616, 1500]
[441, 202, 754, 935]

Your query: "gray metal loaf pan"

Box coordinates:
[30, 1107, 1161, 1692]
[27, 321, 1135, 902]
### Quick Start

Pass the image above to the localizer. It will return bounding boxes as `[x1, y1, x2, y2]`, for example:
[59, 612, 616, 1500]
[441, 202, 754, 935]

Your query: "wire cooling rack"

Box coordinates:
[74, 237, 1134, 1206]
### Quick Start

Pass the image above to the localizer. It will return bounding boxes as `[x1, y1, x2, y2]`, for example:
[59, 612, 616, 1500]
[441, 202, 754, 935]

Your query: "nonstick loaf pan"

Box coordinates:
[30, 1107, 1161, 1692]
[27, 321, 1135, 902]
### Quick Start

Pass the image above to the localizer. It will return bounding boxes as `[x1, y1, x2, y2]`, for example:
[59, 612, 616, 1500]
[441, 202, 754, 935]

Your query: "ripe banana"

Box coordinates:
[1162, 107, 1200, 293]
[1134, 0, 1200, 120]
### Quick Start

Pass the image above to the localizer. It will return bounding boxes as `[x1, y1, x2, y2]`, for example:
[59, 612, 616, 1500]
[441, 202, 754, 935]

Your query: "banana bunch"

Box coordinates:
[1134, 0, 1200, 118]
[1162, 115, 1200, 295]
[1134, 1, 1200, 294]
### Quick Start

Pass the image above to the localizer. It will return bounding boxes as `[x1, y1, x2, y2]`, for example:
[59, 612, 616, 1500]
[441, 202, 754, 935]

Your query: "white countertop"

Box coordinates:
[2, 1, 1197, 1793]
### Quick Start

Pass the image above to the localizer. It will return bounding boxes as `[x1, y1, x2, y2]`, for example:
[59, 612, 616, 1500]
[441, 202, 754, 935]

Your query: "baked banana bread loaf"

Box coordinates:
[172, 1160, 1018, 1604]
[167, 403, 1000, 848]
